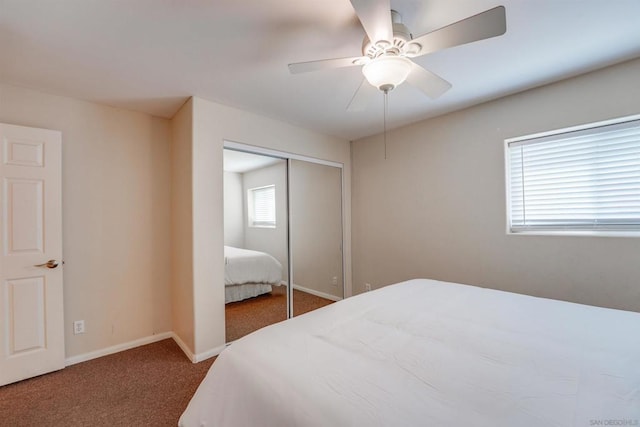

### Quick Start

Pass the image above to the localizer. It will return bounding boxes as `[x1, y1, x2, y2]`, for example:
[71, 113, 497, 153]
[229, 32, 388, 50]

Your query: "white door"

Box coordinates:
[0, 123, 64, 386]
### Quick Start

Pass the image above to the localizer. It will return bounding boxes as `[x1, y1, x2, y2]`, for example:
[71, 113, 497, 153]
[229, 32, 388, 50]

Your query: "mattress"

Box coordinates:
[224, 246, 283, 286]
[180, 278, 640, 427]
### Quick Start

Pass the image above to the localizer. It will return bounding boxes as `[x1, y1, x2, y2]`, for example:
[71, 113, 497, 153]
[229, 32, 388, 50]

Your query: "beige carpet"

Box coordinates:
[225, 286, 334, 342]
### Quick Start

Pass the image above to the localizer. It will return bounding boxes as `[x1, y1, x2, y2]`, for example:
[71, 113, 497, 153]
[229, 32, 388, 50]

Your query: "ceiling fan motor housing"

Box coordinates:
[361, 11, 421, 60]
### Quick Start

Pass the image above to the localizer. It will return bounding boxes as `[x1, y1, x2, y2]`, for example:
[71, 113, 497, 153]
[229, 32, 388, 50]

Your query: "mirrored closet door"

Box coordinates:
[289, 159, 343, 316]
[223, 144, 345, 342]
[223, 149, 288, 342]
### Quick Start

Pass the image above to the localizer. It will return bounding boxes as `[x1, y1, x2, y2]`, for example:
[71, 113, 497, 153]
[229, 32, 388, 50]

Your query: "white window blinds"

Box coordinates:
[249, 185, 276, 227]
[507, 118, 640, 233]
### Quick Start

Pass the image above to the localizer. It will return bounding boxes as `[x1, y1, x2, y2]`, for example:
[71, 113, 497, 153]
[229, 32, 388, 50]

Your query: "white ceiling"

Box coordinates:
[1, 0, 639, 141]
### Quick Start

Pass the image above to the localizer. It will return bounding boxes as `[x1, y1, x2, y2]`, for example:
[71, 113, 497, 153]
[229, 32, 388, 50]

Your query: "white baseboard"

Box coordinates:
[193, 343, 226, 363]
[171, 332, 224, 362]
[171, 332, 195, 362]
[292, 284, 343, 302]
[65, 332, 173, 366]
[65, 331, 225, 366]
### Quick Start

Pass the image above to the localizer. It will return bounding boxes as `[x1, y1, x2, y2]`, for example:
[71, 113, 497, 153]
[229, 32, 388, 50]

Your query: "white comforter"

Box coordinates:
[180, 279, 640, 427]
[224, 246, 282, 286]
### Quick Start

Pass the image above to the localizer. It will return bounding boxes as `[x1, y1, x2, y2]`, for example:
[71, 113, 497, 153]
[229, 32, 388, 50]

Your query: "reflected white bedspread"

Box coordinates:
[224, 246, 282, 286]
[180, 279, 640, 427]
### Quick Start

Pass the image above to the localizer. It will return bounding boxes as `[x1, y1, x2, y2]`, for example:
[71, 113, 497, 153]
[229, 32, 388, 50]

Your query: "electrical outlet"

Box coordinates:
[73, 320, 85, 335]
[365, 283, 372, 292]
[332, 276, 338, 286]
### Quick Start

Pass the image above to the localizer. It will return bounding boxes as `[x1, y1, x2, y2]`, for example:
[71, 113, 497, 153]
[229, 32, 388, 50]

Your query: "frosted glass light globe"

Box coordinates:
[362, 56, 412, 91]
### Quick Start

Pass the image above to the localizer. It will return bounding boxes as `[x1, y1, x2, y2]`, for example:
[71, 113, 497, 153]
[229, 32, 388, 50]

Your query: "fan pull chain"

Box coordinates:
[383, 89, 388, 160]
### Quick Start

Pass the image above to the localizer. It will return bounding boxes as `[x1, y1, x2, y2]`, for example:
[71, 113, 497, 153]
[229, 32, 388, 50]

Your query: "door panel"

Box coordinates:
[6, 178, 44, 253]
[7, 276, 46, 354]
[0, 123, 64, 386]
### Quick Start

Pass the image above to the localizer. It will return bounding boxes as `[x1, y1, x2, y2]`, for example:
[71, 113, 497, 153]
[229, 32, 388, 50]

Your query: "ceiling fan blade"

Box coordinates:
[350, 0, 393, 44]
[347, 78, 378, 112]
[288, 56, 367, 74]
[406, 62, 452, 99]
[408, 6, 506, 58]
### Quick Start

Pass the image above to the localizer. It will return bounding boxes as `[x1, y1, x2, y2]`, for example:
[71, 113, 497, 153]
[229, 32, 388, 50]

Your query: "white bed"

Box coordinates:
[224, 246, 283, 303]
[181, 278, 640, 426]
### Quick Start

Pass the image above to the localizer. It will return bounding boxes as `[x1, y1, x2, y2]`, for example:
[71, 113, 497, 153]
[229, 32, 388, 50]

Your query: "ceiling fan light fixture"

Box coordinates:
[362, 55, 412, 92]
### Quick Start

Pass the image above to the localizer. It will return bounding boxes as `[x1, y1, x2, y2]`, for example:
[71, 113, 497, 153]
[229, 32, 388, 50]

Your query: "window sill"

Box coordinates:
[507, 230, 640, 238]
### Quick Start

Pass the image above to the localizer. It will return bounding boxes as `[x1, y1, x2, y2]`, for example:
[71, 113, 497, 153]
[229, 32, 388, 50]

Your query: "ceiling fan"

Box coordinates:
[288, 1, 506, 111]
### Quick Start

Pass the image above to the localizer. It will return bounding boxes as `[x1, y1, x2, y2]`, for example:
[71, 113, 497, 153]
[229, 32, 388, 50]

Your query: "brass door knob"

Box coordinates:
[34, 260, 60, 269]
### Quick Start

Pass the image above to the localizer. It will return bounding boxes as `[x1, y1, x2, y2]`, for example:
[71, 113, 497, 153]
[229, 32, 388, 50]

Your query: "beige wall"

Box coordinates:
[352, 58, 640, 313]
[189, 97, 351, 357]
[170, 99, 195, 351]
[0, 83, 172, 358]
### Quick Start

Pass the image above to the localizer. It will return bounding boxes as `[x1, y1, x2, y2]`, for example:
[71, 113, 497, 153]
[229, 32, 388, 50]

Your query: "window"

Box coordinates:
[248, 185, 276, 228]
[506, 117, 640, 235]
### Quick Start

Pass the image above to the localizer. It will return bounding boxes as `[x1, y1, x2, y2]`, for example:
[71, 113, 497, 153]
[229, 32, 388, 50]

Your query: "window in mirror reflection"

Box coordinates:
[248, 185, 276, 228]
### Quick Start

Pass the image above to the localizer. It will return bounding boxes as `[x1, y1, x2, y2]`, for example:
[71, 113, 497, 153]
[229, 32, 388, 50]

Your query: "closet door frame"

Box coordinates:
[223, 140, 345, 319]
